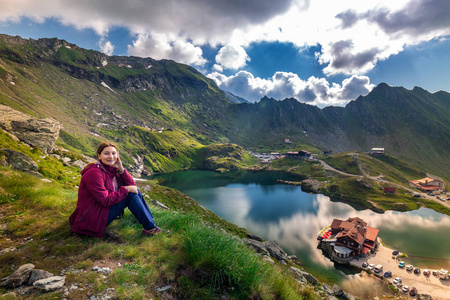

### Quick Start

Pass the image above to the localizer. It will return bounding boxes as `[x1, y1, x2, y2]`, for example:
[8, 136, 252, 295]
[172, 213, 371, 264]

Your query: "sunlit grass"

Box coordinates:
[0, 166, 314, 299]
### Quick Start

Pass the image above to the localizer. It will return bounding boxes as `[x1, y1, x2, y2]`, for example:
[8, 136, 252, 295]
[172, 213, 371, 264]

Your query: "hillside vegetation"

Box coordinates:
[0, 146, 317, 299]
[0, 34, 449, 180]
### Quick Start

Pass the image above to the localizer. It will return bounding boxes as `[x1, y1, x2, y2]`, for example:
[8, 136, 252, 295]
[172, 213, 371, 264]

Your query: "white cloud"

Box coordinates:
[212, 64, 223, 72]
[98, 38, 114, 56]
[215, 44, 250, 70]
[208, 71, 374, 107]
[1, 0, 449, 84]
[127, 33, 207, 66]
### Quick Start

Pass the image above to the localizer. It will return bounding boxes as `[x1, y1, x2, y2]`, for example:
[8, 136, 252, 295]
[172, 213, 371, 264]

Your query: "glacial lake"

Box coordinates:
[151, 170, 450, 299]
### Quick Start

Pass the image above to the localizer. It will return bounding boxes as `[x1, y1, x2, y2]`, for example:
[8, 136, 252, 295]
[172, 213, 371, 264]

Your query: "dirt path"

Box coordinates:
[319, 160, 358, 177]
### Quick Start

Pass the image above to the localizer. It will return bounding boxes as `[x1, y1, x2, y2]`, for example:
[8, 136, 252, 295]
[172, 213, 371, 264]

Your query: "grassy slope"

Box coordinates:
[0, 158, 315, 299]
[0, 38, 235, 174]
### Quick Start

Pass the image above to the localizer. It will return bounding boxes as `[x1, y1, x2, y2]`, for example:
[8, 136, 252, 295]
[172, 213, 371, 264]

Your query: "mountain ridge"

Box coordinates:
[0, 34, 449, 179]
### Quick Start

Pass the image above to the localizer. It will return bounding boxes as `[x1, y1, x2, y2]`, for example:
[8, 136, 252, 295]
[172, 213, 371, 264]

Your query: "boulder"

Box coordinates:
[331, 284, 346, 299]
[27, 269, 54, 285]
[0, 105, 62, 153]
[1, 263, 35, 288]
[1, 149, 40, 176]
[72, 159, 86, 170]
[289, 267, 305, 281]
[246, 233, 263, 242]
[301, 271, 319, 285]
[288, 267, 319, 285]
[33, 276, 65, 292]
[243, 238, 270, 257]
[263, 240, 289, 261]
[243, 239, 289, 261]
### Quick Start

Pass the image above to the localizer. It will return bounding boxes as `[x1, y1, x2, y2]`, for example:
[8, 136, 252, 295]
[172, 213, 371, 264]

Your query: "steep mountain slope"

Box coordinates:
[229, 86, 450, 179]
[321, 83, 450, 178]
[0, 34, 449, 180]
[0, 34, 232, 144]
[0, 34, 238, 174]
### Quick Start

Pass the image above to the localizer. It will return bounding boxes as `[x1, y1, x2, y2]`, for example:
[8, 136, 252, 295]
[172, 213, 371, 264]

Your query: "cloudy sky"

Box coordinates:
[1, 0, 449, 107]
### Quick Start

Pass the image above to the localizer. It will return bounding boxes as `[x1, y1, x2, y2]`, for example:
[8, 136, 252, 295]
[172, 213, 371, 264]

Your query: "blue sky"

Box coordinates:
[1, 0, 449, 107]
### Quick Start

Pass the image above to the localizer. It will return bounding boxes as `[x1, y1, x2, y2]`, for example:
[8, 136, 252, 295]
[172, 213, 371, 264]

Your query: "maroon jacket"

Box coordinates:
[69, 161, 135, 237]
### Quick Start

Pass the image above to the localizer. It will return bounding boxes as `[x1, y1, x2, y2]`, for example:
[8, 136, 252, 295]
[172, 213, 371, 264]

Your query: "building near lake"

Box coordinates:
[409, 177, 445, 192]
[370, 147, 385, 155]
[384, 187, 396, 194]
[286, 150, 311, 158]
[318, 217, 379, 263]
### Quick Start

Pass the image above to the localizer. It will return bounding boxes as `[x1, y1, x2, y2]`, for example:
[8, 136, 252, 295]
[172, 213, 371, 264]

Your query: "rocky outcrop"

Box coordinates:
[0, 105, 62, 153]
[0, 149, 40, 177]
[1, 263, 64, 294]
[289, 267, 319, 285]
[243, 238, 290, 262]
[1, 263, 35, 288]
[301, 179, 324, 193]
[33, 276, 65, 292]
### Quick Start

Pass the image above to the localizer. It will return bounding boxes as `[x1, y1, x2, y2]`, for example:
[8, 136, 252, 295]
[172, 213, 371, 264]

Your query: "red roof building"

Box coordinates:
[384, 187, 396, 193]
[327, 217, 379, 259]
[409, 177, 444, 192]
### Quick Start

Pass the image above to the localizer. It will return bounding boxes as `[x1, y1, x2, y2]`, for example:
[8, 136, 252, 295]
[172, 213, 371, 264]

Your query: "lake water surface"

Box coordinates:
[151, 170, 450, 298]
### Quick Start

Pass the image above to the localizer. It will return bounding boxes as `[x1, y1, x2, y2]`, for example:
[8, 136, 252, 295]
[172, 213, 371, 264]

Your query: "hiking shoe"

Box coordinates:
[142, 226, 169, 236]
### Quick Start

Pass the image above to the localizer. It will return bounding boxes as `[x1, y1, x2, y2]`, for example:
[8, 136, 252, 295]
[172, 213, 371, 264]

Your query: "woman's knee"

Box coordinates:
[128, 191, 145, 205]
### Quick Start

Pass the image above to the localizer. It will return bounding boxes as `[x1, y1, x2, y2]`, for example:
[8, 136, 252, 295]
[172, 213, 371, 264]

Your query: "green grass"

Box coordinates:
[322, 153, 361, 175]
[0, 129, 82, 186]
[0, 165, 316, 299]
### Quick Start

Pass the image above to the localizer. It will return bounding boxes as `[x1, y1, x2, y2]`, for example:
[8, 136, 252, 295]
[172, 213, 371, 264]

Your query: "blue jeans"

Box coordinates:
[106, 190, 155, 230]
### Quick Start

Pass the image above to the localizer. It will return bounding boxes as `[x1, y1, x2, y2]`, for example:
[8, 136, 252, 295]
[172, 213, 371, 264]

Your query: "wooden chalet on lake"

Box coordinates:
[318, 217, 379, 263]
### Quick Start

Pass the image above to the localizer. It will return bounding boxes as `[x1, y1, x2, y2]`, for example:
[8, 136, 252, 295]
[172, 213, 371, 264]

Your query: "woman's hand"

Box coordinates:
[124, 185, 138, 194]
[114, 154, 125, 173]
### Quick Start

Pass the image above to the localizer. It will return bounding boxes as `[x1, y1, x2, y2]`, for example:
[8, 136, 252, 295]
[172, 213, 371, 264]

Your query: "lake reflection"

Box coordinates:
[152, 170, 450, 298]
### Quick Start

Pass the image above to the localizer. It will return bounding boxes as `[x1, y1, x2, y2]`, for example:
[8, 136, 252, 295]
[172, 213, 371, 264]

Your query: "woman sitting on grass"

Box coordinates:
[69, 142, 168, 237]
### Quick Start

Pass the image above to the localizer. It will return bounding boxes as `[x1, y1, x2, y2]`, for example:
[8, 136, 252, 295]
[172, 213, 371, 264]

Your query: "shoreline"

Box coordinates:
[350, 241, 450, 299]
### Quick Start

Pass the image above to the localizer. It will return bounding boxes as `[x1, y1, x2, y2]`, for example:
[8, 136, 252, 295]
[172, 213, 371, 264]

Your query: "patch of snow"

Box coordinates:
[127, 65, 132, 68]
[65, 45, 71, 49]
[146, 65, 153, 69]
[101, 81, 116, 93]
[102, 60, 108, 67]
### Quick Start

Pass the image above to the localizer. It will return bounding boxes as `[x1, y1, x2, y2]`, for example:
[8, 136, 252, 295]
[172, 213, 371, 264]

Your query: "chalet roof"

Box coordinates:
[365, 226, 379, 242]
[410, 178, 441, 190]
[347, 217, 367, 227]
[331, 219, 343, 230]
[331, 217, 377, 246]
[336, 227, 365, 245]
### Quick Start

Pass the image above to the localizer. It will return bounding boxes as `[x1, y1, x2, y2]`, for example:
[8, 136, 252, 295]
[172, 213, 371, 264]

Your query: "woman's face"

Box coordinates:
[98, 146, 118, 166]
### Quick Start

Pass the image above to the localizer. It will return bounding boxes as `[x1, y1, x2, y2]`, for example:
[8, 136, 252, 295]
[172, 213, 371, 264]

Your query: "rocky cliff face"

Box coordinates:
[0, 105, 62, 153]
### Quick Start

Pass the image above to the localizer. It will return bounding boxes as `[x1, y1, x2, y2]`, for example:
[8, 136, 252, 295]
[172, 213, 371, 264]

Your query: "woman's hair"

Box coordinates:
[81, 142, 118, 173]
[95, 141, 118, 157]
